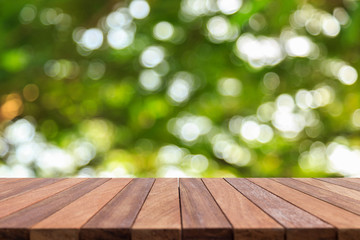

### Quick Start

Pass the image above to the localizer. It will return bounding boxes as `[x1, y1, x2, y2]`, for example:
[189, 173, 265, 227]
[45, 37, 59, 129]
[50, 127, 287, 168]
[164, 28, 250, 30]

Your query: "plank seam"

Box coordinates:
[0, 179, 58, 202]
[129, 178, 156, 230]
[269, 179, 342, 239]
[316, 178, 360, 192]
[248, 178, 337, 240]
[0, 178, 86, 219]
[78, 178, 133, 228]
[308, 178, 360, 194]
[0, 179, 63, 204]
[288, 178, 360, 217]
[251, 179, 339, 239]
[224, 178, 289, 240]
[0, 179, 84, 221]
[201, 178, 234, 230]
[0, 178, 111, 239]
[178, 178, 183, 240]
[58, 178, 113, 227]
[180, 178, 233, 240]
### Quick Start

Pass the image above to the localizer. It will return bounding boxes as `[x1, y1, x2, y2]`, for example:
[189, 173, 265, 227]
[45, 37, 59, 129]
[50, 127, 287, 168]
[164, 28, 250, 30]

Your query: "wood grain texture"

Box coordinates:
[202, 178, 283, 240]
[0, 179, 21, 184]
[0, 178, 85, 219]
[0, 178, 358, 240]
[250, 178, 360, 240]
[274, 178, 360, 215]
[343, 178, 360, 184]
[297, 178, 360, 201]
[0, 178, 58, 201]
[318, 178, 360, 191]
[30, 178, 132, 240]
[80, 178, 154, 240]
[132, 178, 181, 240]
[180, 178, 232, 240]
[0, 178, 109, 240]
[226, 178, 335, 240]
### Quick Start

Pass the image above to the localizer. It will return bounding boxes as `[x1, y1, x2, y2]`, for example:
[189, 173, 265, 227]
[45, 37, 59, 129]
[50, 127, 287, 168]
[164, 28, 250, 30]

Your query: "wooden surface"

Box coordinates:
[132, 178, 181, 240]
[180, 178, 232, 240]
[0, 178, 359, 240]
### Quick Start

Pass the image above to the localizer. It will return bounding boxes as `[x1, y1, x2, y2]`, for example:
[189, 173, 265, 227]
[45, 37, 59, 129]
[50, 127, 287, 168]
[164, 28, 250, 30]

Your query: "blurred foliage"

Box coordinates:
[0, 0, 360, 177]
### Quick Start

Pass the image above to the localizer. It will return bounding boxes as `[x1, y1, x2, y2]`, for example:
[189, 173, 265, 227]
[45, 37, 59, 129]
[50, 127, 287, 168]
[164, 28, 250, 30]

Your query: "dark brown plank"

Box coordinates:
[250, 178, 360, 240]
[274, 178, 360, 216]
[203, 178, 283, 240]
[0, 178, 109, 240]
[318, 178, 360, 191]
[0, 178, 58, 201]
[226, 178, 335, 240]
[298, 178, 360, 201]
[0, 178, 85, 219]
[180, 178, 232, 240]
[31, 178, 132, 240]
[80, 178, 155, 240]
[132, 178, 181, 240]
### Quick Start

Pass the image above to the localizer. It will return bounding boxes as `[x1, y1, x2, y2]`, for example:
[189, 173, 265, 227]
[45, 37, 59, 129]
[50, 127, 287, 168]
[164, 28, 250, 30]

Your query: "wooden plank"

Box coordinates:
[0, 178, 37, 190]
[0, 178, 85, 219]
[31, 178, 132, 240]
[0, 178, 21, 184]
[298, 178, 360, 201]
[0, 177, 359, 240]
[226, 178, 335, 240]
[343, 178, 360, 184]
[202, 178, 283, 240]
[250, 178, 360, 240]
[80, 178, 154, 240]
[132, 178, 181, 240]
[0, 178, 58, 201]
[0, 178, 109, 240]
[318, 178, 360, 191]
[274, 178, 360, 216]
[180, 178, 232, 240]
[0, 178, 23, 183]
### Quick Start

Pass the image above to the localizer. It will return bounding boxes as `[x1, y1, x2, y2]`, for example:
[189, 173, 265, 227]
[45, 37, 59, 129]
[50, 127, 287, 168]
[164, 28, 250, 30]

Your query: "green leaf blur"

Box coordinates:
[0, 0, 359, 177]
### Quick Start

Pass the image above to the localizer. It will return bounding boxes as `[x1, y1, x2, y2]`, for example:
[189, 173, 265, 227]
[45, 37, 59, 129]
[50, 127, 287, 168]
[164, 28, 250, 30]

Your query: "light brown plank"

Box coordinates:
[250, 178, 360, 240]
[0, 178, 85, 219]
[318, 178, 360, 191]
[80, 178, 154, 240]
[203, 178, 283, 240]
[343, 178, 360, 183]
[30, 178, 132, 240]
[132, 178, 181, 240]
[180, 178, 232, 240]
[0, 178, 21, 184]
[0, 178, 109, 240]
[0, 178, 58, 201]
[274, 178, 360, 216]
[298, 178, 360, 201]
[226, 178, 335, 240]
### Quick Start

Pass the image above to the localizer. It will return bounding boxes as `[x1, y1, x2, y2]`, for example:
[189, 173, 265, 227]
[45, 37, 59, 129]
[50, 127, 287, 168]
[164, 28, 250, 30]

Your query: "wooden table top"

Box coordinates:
[0, 178, 359, 240]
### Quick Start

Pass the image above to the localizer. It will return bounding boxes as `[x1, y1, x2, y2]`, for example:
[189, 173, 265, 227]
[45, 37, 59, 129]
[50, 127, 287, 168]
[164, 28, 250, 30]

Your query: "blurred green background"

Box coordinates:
[0, 0, 360, 177]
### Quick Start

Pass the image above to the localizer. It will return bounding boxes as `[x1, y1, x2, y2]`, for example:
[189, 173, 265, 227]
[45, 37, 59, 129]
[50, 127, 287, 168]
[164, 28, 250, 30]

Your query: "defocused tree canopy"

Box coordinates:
[0, 0, 360, 177]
